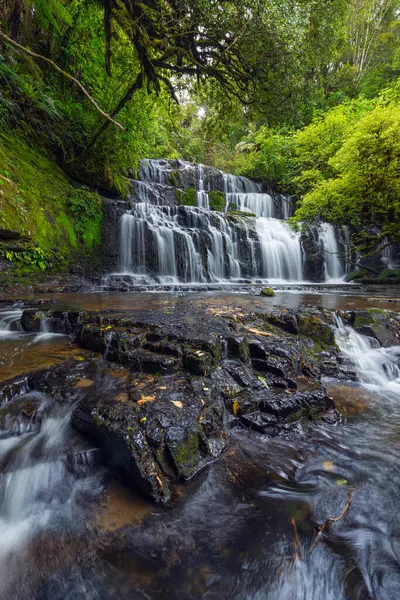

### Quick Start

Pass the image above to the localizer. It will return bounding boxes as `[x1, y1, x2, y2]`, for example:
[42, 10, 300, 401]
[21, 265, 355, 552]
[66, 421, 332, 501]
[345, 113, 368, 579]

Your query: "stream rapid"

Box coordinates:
[1, 290, 400, 599]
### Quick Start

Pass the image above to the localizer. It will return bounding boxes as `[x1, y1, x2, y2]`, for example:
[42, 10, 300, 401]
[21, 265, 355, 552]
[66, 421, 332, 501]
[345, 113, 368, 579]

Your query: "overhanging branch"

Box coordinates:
[0, 30, 125, 130]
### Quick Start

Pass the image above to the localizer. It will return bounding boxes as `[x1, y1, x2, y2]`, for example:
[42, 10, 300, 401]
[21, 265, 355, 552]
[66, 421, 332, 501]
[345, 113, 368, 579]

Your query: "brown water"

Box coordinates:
[1, 289, 400, 599]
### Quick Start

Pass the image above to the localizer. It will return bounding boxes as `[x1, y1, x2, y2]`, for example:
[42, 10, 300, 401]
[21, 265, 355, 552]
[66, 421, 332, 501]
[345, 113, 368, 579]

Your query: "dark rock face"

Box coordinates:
[301, 224, 325, 282]
[101, 198, 128, 269]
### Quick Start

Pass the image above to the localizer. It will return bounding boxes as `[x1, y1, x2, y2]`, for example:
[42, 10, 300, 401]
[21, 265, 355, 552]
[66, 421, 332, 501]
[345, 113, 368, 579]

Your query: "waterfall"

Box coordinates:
[0, 310, 23, 338]
[257, 218, 303, 282]
[196, 165, 210, 209]
[119, 213, 136, 274]
[111, 159, 352, 285]
[319, 223, 346, 282]
[335, 316, 400, 396]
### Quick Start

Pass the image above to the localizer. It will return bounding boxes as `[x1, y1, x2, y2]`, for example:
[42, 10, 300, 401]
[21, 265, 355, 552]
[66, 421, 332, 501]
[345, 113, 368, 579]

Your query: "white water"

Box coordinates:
[196, 164, 210, 209]
[335, 315, 400, 396]
[115, 159, 352, 284]
[319, 223, 346, 282]
[0, 393, 100, 597]
[0, 310, 23, 338]
[257, 218, 303, 282]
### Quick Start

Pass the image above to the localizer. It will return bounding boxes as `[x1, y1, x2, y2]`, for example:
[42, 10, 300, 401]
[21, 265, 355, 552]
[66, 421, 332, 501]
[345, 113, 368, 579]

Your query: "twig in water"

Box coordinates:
[291, 517, 302, 561]
[309, 489, 353, 553]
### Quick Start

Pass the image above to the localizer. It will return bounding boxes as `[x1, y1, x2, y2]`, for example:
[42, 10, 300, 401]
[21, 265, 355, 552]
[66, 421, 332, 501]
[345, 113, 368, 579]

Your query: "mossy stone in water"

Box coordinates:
[260, 287, 276, 297]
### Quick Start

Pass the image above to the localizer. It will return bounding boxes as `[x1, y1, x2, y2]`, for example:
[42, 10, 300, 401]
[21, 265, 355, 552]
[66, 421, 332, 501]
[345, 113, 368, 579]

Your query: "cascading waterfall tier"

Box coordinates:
[111, 159, 350, 285]
[318, 223, 351, 282]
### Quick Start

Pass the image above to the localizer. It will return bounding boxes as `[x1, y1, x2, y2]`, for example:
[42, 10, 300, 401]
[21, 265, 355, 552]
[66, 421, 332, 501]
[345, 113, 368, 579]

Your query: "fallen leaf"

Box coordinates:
[140, 417, 147, 423]
[73, 378, 94, 388]
[323, 460, 335, 471]
[246, 327, 274, 337]
[336, 478, 348, 486]
[116, 393, 129, 403]
[137, 395, 155, 405]
[232, 400, 239, 416]
[159, 386, 167, 390]
[171, 400, 183, 408]
[257, 375, 269, 388]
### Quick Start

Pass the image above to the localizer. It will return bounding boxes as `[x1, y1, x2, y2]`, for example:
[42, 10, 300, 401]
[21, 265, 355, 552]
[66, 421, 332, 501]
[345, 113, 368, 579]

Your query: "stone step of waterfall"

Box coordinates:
[0, 432, 102, 477]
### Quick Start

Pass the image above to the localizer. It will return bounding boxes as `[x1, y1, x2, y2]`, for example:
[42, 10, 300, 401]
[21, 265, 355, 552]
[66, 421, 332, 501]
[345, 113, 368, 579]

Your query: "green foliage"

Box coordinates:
[67, 188, 103, 250]
[208, 190, 225, 212]
[294, 101, 400, 239]
[180, 187, 197, 207]
[1, 246, 47, 271]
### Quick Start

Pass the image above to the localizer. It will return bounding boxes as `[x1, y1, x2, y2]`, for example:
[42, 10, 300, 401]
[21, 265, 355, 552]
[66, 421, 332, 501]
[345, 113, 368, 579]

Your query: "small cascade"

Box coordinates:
[223, 173, 277, 217]
[196, 165, 209, 209]
[335, 316, 400, 396]
[319, 223, 348, 282]
[0, 310, 23, 338]
[0, 391, 101, 596]
[257, 219, 303, 282]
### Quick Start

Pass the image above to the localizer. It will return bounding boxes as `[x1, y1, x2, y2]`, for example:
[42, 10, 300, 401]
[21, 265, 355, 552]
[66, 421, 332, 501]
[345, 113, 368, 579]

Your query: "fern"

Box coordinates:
[28, 0, 73, 32]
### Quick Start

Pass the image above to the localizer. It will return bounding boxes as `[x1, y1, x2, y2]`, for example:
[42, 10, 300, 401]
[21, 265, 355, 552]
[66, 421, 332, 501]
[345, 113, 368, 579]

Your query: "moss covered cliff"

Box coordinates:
[0, 133, 102, 277]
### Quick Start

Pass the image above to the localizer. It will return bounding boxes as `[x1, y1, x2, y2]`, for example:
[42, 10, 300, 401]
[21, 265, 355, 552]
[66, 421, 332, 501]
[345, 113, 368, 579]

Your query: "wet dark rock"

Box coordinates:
[1, 302, 352, 503]
[339, 309, 400, 347]
[72, 371, 228, 503]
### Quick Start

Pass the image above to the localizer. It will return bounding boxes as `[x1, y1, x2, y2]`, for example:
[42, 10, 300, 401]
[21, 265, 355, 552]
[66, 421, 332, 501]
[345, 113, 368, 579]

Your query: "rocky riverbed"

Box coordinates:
[2, 293, 399, 505]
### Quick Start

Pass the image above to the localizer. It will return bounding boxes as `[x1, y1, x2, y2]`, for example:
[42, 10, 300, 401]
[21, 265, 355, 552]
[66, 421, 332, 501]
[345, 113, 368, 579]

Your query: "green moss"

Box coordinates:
[298, 314, 334, 347]
[260, 287, 276, 297]
[353, 314, 373, 328]
[182, 187, 197, 207]
[227, 210, 256, 217]
[379, 268, 400, 279]
[175, 188, 184, 205]
[209, 190, 225, 211]
[67, 187, 103, 250]
[169, 170, 178, 187]
[0, 133, 92, 273]
[56, 215, 78, 249]
[171, 432, 199, 474]
[347, 269, 368, 281]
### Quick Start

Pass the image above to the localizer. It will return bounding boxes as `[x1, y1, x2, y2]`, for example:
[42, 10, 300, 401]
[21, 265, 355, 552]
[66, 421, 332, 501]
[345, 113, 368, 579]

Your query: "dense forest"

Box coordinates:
[0, 0, 399, 275]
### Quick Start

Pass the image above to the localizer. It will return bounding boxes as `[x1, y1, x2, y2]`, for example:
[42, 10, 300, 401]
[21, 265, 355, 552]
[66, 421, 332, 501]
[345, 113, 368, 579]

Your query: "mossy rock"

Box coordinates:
[182, 187, 197, 207]
[346, 270, 369, 281]
[227, 210, 256, 218]
[168, 431, 200, 478]
[260, 287, 275, 297]
[298, 314, 334, 347]
[379, 268, 400, 280]
[209, 190, 225, 212]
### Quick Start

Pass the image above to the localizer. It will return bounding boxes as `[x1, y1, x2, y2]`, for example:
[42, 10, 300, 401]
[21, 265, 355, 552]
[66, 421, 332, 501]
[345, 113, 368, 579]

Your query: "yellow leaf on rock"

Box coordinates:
[323, 460, 335, 471]
[232, 400, 239, 416]
[171, 400, 183, 408]
[245, 327, 274, 337]
[336, 478, 348, 486]
[137, 395, 155, 405]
